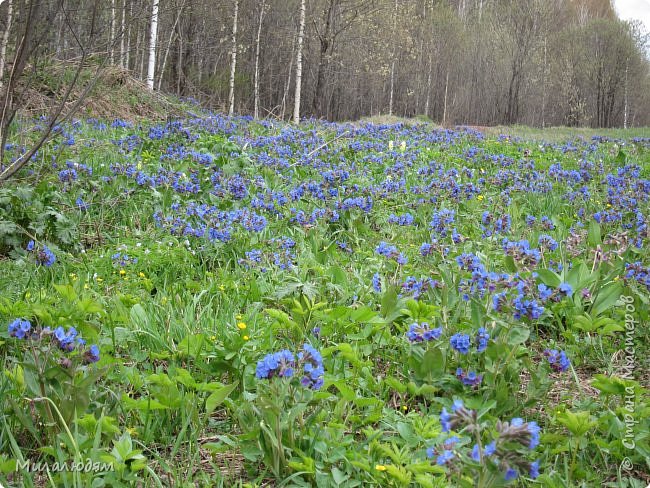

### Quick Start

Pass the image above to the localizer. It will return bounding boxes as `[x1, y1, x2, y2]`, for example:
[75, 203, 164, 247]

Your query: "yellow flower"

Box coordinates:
[477, 195, 484, 201]
[614, 276, 620, 282]
[84, 283, 89, 290]
[25, 292, 31, 299]
[138, 272, 145, 278]
[96, 277, 103, 283]
[235, 314, 243, 320]
[119, 269, 126, 276]
[402, 405, 408, 411]
[243, 335, 249, 341]
[210, 335, 217, 341]
[69, 273, 77, 281]
[237, 322, 247, 330]
[219, 285, 225, 291]
[375, 465, 387, 471]
[606, 203, 612, 208]
[161, 297, 168, 305]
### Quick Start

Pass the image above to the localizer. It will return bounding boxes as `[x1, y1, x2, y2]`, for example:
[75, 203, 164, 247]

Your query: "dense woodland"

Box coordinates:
[1, 0, 649, 127]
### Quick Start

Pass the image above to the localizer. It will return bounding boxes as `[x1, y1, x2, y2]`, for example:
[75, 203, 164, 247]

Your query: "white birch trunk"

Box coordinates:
[388, 0, 397, 116]
[228, 0, 239, 116]
[126, 2, 132, 69]
[0, 0, 13, 86]
[147, 0, 159, 89]
[253, 0, 266, 119]
[293, 0, 306, 124]
[623, 60, 629, 129]
[120, 0, 126, 68]
[110, 0, 116, 63]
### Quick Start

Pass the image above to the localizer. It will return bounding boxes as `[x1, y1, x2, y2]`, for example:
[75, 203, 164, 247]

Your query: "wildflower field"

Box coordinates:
[0, 115, 649, 487]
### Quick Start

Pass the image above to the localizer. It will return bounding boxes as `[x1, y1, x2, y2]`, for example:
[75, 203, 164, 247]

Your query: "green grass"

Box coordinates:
[0, 115, 648, 487]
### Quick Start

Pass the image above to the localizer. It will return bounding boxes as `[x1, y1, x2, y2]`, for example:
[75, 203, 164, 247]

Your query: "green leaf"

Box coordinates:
[205, 381, 238, 414]
[53, 284, 77, 301]
[588, 221, 601, 247]
[536, 269, 562, 288]
[506, 326, 530, 345]
[419, 348, 445, 377]
[591, 282, 622, 316]
[556, 410, 594, 437]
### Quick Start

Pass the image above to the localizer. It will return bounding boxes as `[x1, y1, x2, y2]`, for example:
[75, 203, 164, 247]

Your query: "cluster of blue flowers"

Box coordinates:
[432, 399, 541, 482]
[543, 349, 571, 372]
[7, 319, 100, 364]
[388, 213, 415, 226]
[429, 208, 456, 238]
[625, 262, 650, 291]
[112, 252, 138, 267]
[26, 240, 56, 267]
[375, 241, 407, 265]
[455, 367, 483, 387]
[256, 343, 324, 390]
[400, 276, 439, 299]
[406, 322, 443, 342]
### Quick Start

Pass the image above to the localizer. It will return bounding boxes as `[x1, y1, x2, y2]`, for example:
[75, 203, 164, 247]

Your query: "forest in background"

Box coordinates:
[0, 0, 649, 127]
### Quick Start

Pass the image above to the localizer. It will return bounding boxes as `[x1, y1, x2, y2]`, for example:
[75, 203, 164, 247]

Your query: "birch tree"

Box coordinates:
[228, 0, 239, 116]
[293, 0, 306, 123]
[0, 0, 12, 86]
[147, 0, 159, 89]
[253, 0, 267, 119]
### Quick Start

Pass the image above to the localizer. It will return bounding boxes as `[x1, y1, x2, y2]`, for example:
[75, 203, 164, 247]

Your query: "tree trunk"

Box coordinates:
[281, 32, 296, 121]
[146, 0, 159, 89]
[313, 0, 335, 117]
[126, 1, 132, 69]
[443, 67, 449, 126]
[228, 0, 239, 116]
[424, 52, 432, 118]
[293, 0, 306, 123]
[120, 0, 126, 68]
[110, 0, 116, 63]
[0, 0, 13, 86]
[254, 0, 266, 119]
[388, 0, 397, 116]
[158, 1, 184, 91]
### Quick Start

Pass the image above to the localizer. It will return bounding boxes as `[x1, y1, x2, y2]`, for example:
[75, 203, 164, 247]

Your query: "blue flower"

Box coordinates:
[53, 326, 78, 352]
[298, 343, 325, 390]
[76, 197, 89, 211]
[456, 368, 483, 387]
[255, 350, 295, 379]
[471, 444, 481, 461]
[504, 467, 518, 481]
[406, 322, 442, 342]
[476, 327, 489, 352]
[36, 245, 56, 267]
[372, 273, 382, 292]
[436, 450, 454, 465]
[8, 319, 31, 339]
[484, 440, 497, 456]
[529, 460, 540, 479]
[543, 349, 570, 372]
[440, 408, 452, 432]
[558, 282, 573, 296]
[450, 333, 471, 354]
[84, 344, 101, 363]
